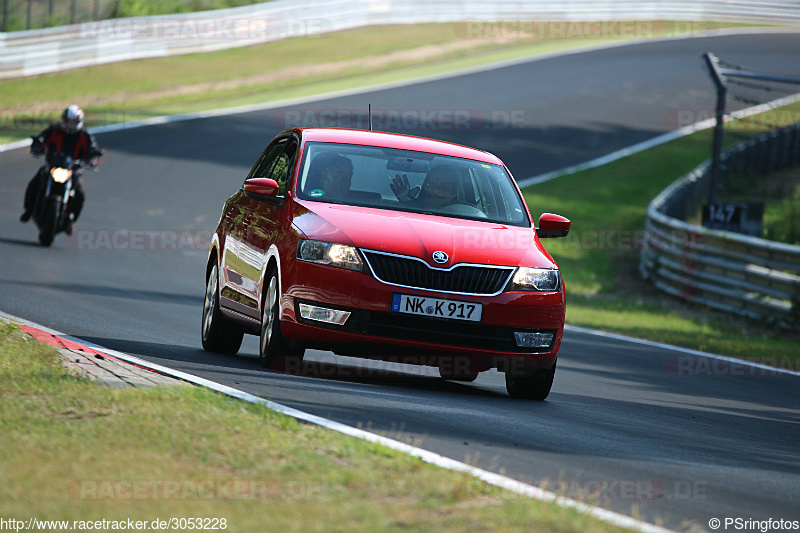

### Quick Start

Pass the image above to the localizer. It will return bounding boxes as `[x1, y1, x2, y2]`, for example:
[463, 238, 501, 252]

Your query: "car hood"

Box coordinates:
[292, 200, 556, 269]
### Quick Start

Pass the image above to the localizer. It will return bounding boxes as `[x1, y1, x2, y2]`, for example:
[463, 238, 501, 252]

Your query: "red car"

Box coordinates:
[202, 128, 570, 399]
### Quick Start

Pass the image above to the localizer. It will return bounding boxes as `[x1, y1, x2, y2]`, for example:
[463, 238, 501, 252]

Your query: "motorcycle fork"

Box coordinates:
[32, 172, 48, 222]
[37, 177, 72, 228]
[59, 180, 73, 228]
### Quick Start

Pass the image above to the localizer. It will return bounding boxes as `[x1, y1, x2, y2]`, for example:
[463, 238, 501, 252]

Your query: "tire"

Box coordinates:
[201, 263, 244, 354]
[505, 360, 556, 400]
[38, 198, 59, 247]
[259, 268, 304, 371]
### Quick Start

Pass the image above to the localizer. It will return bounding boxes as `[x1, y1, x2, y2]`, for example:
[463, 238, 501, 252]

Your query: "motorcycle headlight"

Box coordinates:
[50, 167, 72, 183]
[297, 240, 363, 272]
[508, 267, 561, 292]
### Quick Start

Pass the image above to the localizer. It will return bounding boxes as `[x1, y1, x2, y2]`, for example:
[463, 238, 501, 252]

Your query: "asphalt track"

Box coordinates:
[1, 31, 799, 530]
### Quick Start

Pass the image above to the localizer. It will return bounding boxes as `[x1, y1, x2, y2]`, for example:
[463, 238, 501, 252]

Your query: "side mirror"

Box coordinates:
[537, 213, 570, 238]
[243, 178, 280, 197]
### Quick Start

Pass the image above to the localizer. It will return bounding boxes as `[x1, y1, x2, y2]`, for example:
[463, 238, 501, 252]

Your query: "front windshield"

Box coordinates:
[296, 142, 530, 227]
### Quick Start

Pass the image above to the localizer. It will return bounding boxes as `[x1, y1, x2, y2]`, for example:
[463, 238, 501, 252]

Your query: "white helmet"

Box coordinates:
[61, 105, 84, 132]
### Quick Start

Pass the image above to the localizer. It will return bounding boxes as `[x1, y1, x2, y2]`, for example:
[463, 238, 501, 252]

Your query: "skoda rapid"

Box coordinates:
[202, 128, 570, 399]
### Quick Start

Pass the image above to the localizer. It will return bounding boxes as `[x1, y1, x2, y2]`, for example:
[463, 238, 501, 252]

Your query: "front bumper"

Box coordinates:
[280, 258, 565, 366]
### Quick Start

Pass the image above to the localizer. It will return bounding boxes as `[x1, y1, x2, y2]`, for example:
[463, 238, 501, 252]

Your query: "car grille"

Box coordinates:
[362, 250, 514, 296]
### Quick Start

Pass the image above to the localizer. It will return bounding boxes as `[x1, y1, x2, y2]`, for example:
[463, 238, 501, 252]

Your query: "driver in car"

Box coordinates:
[391, 164, 459, 209]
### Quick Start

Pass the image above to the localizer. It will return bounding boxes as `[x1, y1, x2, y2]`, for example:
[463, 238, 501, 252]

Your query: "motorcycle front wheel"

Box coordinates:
[38, 198, 60, 247]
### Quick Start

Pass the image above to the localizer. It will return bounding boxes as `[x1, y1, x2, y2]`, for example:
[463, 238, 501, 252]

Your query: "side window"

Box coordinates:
[267, 140, 298, 196]
[245, 138, 298, 197]
[247, 141, 285, 181]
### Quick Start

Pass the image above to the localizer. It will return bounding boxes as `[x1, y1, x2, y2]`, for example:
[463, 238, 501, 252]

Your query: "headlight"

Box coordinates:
[508, 267, 561, 291]
[50, 167, 72, 183]
[297, 240, 363, 272]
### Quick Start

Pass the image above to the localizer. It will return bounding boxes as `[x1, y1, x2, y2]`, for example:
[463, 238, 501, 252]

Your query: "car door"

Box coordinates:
[218, 197, 247, 311]
[236, 134, 299, 314]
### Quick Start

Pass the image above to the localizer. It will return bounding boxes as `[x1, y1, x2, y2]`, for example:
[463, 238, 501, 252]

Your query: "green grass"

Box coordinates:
[712, 163, 800, 245]
[0, 20, 753, 144]
[523, 104, 800, 362]
[763, 178, 800, 245]
[683, 112, 800, 245]
[112, 0, 268, 18]
[0, 321, 637, 532]
[1, 0, 268, 31]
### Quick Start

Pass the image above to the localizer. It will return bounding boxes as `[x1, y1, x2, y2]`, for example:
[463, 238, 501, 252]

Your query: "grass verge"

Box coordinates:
[0, 20, 755, 144]
[2, 0, 267, 31]
[0, 320, 637, 532]
[522, 104, 800, 363]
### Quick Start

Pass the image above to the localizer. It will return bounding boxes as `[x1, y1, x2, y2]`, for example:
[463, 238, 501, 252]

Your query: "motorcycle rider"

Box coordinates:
[20, 105, 102, 234]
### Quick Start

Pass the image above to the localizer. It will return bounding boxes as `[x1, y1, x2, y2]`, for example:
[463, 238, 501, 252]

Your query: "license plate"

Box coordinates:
[391, 294, 482, 322]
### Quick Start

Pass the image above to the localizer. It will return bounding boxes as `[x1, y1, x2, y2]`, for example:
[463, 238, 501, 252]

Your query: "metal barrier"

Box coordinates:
[2, 0, 800, 78]
[640, 127, 800, 327]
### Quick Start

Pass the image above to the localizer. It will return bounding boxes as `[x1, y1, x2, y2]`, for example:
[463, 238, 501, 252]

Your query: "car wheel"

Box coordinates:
[201, 263, 243, 354]
[260, 269, 304, 371]
[505, 361, 556, 400]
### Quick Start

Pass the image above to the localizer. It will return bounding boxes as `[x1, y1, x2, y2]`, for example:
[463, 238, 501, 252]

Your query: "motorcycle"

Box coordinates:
[29, 142, 101, 247]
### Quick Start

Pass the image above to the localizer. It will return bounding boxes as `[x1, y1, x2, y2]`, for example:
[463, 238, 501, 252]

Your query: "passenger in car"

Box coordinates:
[415, 164, 460, 209]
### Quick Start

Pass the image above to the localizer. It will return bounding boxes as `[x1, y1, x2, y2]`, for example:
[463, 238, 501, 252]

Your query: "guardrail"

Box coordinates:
[640, 127, 800, 328]
[2, 0, 800, 78]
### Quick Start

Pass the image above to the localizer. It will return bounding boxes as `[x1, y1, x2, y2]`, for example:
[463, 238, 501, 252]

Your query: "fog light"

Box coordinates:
[514, 332, 554, 348]
[299, 303, 351, 326]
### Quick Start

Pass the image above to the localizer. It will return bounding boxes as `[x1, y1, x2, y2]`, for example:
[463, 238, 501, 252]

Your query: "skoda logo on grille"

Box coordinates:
[432, 251, 448, 264]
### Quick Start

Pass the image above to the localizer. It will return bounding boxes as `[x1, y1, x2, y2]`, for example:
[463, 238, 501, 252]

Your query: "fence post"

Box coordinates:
[702, 52, 727, 205]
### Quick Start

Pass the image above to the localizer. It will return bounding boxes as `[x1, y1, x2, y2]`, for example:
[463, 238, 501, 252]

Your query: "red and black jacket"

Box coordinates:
[33, 124, 100, 166]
